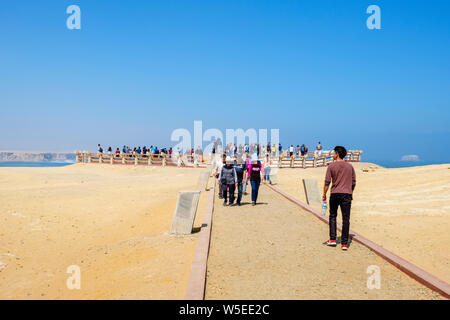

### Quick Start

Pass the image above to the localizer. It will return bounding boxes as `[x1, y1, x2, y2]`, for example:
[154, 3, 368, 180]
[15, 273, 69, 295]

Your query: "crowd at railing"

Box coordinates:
[76, 141, 362, 169]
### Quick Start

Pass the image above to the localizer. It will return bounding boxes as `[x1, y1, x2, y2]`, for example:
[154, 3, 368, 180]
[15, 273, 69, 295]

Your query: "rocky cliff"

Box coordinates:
[0, 151, 76, 162]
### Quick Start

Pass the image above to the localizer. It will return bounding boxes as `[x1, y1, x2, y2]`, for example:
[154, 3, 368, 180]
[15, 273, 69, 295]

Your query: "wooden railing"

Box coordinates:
[271, 150, 363, 169]
[75, 150, 362, 169]
[75, 152, 211, 168]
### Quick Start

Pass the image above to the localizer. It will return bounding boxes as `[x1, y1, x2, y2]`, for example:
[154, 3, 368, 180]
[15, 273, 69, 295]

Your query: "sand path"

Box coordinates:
[205, 183, 443, 299]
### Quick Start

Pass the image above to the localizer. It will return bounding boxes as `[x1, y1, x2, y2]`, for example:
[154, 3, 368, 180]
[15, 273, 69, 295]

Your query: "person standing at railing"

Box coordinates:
[316, 142, 323, 156]
[300, 144, 307, 156]
[322, 146, 356, 251]
[289, 145, 294, 157]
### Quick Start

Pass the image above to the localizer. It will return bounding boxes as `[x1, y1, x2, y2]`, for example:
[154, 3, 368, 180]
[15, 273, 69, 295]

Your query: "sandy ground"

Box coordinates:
[206, 183, 443, 299]
[274, 162, 450, 284]
[0, 164, 208, 299]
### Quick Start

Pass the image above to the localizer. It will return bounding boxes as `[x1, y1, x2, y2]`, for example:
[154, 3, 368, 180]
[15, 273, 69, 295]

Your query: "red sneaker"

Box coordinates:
[341, 244, 348, 251]
[326, 239, 337, 246]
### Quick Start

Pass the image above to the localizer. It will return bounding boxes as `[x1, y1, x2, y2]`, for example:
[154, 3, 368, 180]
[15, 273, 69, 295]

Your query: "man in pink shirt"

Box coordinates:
[322, 146, 356, 251]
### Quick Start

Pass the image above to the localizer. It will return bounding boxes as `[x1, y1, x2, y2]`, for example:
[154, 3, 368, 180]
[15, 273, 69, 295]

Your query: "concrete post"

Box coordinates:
[194, 155, 198, 168]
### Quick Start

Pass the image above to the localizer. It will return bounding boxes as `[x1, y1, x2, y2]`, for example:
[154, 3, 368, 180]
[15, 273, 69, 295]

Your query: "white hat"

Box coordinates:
[251, 154, 258, 162]
[225, 156, 232, 163]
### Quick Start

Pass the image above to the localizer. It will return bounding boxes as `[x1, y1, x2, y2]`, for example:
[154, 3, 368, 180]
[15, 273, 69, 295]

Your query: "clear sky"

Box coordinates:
[1, 0, 449, 164]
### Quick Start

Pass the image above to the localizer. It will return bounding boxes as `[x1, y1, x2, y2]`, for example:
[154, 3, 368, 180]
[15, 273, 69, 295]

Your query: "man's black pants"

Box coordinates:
[329, 193, 352, 245]
[223, 184, 236, 204]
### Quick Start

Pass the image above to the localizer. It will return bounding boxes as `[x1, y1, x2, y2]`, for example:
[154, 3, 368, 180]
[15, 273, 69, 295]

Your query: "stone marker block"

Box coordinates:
[197, 170, 210, 191]
[170, 191, 201, 235]
[269, 168, 278, 185]
[302, 178, 321, 206]
[269, 174, 278, 185]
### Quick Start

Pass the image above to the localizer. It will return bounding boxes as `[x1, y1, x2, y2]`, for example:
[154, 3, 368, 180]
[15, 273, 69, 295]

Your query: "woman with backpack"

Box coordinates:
[247, 154, 264, 206]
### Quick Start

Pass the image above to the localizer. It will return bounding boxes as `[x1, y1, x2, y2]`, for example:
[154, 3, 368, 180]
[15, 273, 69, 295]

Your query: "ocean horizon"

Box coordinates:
[0, 161, 75, 167]
[370, 160, 449, 169]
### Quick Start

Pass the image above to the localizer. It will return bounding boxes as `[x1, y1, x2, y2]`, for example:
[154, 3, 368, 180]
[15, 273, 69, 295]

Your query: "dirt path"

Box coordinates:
[205, 183, 443, 299]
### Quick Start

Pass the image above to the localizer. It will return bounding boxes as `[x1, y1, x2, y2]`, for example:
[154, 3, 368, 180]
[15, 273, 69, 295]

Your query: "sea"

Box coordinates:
[0, 161, 75, 167]
[367, 160, 448, 169]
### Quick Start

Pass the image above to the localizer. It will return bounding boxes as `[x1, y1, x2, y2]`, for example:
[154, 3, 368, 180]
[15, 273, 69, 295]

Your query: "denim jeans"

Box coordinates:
[329, 193, 352, 245]
[264, 167, 271, 181]
[237, 182, 243, 204]
[222, 184, 236, 204]
[250, 180, 261, 202]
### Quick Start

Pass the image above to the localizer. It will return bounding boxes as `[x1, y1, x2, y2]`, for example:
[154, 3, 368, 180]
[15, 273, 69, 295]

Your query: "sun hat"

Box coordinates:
[251, 154, 258, 162]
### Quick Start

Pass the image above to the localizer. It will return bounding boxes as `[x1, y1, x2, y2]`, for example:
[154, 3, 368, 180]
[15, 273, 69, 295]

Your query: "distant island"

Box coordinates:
[0, 151, 76, 162]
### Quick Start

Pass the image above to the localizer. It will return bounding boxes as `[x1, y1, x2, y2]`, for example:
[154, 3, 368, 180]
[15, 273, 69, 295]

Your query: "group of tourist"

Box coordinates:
[215, 152, 273, 207]
[215, 144, 356, 251]
[98, 141, 355, 251]
[98, 144, 173, 157]
[287, 142, 323, 157]
[97, 141, 325, 159]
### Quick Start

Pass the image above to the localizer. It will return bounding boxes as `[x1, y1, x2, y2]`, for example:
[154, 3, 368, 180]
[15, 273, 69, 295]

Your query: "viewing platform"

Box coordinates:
[75, 150, 363, 169]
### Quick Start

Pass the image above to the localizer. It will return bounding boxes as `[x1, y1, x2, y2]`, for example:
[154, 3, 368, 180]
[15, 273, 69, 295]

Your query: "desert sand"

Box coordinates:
[275, 162, 450, 284]
[0, 163, 207, 299]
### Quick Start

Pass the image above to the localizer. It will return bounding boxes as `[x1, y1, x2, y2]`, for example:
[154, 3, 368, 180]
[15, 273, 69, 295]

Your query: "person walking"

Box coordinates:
[243, 155, 251, 195]
[263, 155, 272, 184]
[219, 157, 238, 206]
[215, 153, 226, 199]
[322, 146, 356, 251]
[247, 154, 264, 206]
[233, 159, 246, 206]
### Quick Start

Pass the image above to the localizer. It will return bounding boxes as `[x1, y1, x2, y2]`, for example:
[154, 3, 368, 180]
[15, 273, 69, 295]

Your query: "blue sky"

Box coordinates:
[0, 0, 449, 164]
